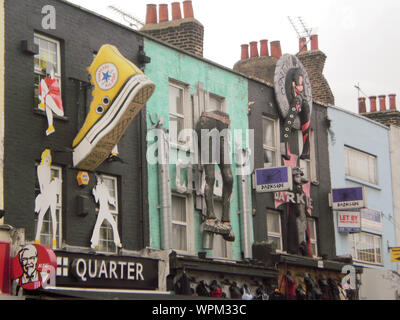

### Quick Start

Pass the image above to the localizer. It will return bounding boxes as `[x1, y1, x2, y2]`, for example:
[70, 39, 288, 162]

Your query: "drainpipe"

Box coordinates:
[236, 146, 252, 259]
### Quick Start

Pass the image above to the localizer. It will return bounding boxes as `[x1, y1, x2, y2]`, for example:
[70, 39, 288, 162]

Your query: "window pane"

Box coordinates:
[262, 118, 275, 148]
[267, 236, 282, 251]
[172, 196, 186, 222]
[263, 149, 276, 168]
[169, 85, 183, 115]
[208, 95, 222, 112]
[345, 147, 377, 184]
[172, 224, 187, 251]
[267, 211, 280, 233]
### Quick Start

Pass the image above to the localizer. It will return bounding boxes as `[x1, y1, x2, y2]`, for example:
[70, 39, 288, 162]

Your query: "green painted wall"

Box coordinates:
[144, 38, 251, 260]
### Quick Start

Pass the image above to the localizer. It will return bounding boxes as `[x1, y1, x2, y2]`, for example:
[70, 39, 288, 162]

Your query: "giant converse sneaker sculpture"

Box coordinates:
[72, 44, 155, 170]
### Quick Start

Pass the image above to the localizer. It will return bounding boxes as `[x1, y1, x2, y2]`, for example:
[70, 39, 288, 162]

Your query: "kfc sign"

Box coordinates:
[11, 244, 57, 290]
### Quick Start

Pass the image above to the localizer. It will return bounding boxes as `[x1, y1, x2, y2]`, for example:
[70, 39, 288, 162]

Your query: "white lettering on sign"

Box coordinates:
[72, 258, 145, 282]
[260, 183, 284, 191]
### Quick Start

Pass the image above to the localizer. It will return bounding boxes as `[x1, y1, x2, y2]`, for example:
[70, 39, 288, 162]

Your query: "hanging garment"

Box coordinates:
[229, 282, 242, 299]
[241, 284, 253, 300]
[196, 281, 210, 297]
[174, 273, 192, 295]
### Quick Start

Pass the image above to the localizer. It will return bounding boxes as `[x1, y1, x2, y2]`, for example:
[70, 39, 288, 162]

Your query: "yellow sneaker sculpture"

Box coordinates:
[72, 44, 155, 170]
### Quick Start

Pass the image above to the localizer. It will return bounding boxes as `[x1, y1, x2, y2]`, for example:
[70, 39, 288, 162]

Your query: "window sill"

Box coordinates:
[34, 108, 69, 121]
[345, 176, 381, 191]
[353, 259, 384, 268]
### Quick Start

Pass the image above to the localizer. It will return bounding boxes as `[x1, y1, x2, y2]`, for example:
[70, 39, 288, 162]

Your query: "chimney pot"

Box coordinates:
[299, 37, 307, 52]
[270, 41, 282, 58]
[379, 95, 387, 111]
[241, 44, 249, 60]
[369, 96, 377, 112]
[310, 34, 319, 50]
[183, 0, 194, 18]
[250, 41, 259, 58]
[159, 4, 169, 22]
[171, 2, 182, 20]
[389, 94, 397, 111]
[145, 4, 158, 24]
[260, 40, 269, 56]
[358, 97, 366, 114]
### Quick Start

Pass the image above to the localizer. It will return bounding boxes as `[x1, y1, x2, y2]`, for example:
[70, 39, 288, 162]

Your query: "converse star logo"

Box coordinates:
[95, 63, 118, 90]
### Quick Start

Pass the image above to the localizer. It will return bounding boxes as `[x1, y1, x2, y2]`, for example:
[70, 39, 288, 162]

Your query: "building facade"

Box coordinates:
[328, 104, 399, 299]
[0, 0, 165, 299]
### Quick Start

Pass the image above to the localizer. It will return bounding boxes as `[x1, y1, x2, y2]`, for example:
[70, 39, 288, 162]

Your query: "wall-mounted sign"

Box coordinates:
[390, 248, 400, 262]
[361, 208, 383, 232]
[0, 241, 11, 294]
[55, 251, 158, 291]
[331, 187, 366, 210]
[11, 244, 57, 290]
[255, 166, 292, 193]
[337, 211, 361, 233]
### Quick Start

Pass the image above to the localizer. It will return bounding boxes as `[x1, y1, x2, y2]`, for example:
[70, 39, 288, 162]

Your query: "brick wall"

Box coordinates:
[141, 18, 204, 57]
[4, 0, 149, 250]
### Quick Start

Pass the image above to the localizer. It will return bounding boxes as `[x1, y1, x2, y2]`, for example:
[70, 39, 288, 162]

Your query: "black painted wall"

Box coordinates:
[248, 78, 336, 258]
[4, 0, 150, 250]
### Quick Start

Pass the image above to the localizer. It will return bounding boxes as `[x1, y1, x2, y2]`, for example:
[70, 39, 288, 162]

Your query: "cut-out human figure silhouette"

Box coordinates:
[34, 149, 60, 249]
[90, 175, 122, 249]
[38, 63, 64, 136]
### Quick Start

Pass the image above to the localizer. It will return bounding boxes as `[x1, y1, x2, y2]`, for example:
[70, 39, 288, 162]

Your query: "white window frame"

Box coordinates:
[262, 116, 281, 168]
[350, 232, 382, 265]
[34, 164, 62, 249]
[212, 198, 232, 259]
[97, 174, 119, 254]
[34, 34, 62, 109]
[307, 218, 318, 258]
[171, 193, 194, 255]
[169, 81, 192, 145]
[205, 93, 226, 113]
[344, 146, 378, 185]
[266, 209, 283, 252]
[298, 129, 317, 183]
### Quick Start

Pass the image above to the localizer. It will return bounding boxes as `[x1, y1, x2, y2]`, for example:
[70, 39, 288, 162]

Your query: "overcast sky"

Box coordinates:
[66, 0, 400, 114]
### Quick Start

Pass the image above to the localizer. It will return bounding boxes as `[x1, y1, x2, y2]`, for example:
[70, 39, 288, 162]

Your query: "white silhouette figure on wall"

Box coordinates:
[90, 175, 122, 250]
[34, 149, 60, 249]
[38, 63, 64, 136]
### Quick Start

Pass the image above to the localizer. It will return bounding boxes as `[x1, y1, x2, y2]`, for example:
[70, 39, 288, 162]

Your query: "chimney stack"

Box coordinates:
[358, 97, 366, 114]
[270, 41, 282, 58]
[241, 44, 249, 60]
[183, 0, 194, 18]
[299, 37, 307, 52]
[389, 94, 397, 111]
[379, 95, 387, 111]
[171, 2, 182, 20]
[250, 41, 259, 58]
[159, 4, 169, 22]
[260, 40, 269, 56]
[141, 1, 204, 57]
[369, 96, 377, 112]
[145, 4, 158, 24]
[310, 34, 319, 50]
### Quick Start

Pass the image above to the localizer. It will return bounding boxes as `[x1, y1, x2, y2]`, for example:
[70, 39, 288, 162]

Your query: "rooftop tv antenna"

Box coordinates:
[288, 16, 315, 52]
[108, 5, 144, 30]
[354, 83, 369, 98]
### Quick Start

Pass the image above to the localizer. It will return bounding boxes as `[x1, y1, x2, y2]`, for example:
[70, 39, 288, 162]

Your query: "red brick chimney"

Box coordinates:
[159, 4, 169, 22]
[310, 34, 318, 50]
[171, 2, 182, 20]
[379, 95, 387, 111]
[270, 41, 282, 58]
[141, 1, 204, 57]
[358, 97, 366, 114]
[241, 44, 249, 60]
[369, 96, 377, 112]
[389, 94, 397, 111]
[299, 37, 307, 52]
[250, 41, 259, 58]
[183, 0, 194, 18]
[145, 4, 157, 24]
[260, 40, 269, 56]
